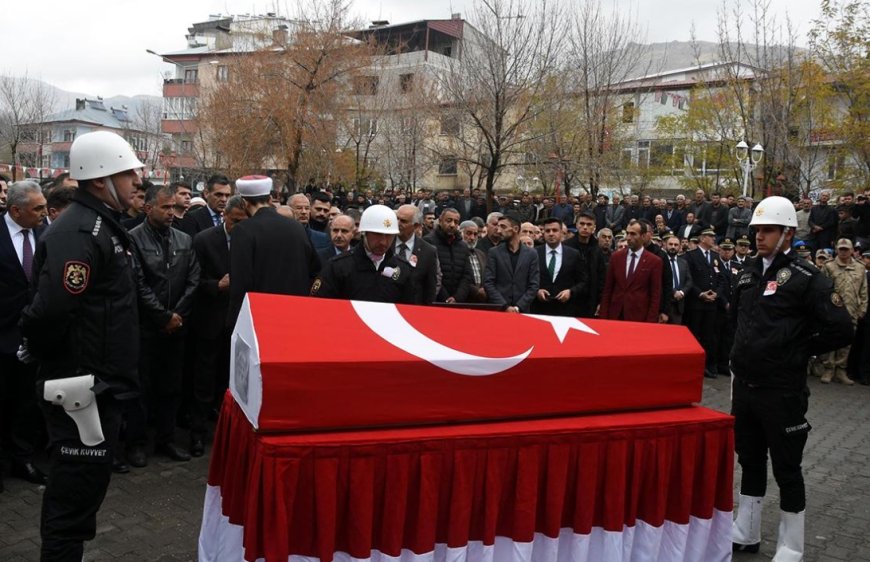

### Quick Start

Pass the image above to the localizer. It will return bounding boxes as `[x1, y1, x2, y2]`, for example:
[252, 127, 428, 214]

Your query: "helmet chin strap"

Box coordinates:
[773, 227, 791, 255]
[103, 177, 123, 210]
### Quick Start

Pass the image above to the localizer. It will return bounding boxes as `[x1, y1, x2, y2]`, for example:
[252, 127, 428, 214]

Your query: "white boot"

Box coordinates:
[772, 510, 805, 562]
[732, 494, 762, 552]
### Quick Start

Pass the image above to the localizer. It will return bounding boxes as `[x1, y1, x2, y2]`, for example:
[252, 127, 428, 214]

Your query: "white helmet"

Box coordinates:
[749, 196, 797, 228]
[359, 204, 399, 234]
[70, 131, 144, 180]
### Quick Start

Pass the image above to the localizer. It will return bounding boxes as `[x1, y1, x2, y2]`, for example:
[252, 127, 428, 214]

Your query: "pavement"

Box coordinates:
[1, 377, 869, 561]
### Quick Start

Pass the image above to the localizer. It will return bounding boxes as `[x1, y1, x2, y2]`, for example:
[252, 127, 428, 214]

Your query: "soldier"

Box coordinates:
[312, 205, 415, 303]
[731, 196, 853, 560]
[819, 238, 867, 384]
[20, 131, 143, 560]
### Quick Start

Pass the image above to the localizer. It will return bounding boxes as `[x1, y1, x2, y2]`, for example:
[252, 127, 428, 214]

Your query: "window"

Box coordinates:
[184, 68, 199, 84]
[399, 73, 414, 94]
[827, 153, 846, 181]
[622, 102, 635, 124]
[352, 118, 378, 137]
[217, 65, 229, 82]
[352, 76, 379, 95]
[438, 156, 458, 175]
[42, 155, 51, 167]
[181, 140, 193, 154]
[441, 45, 452, 57]
[401, 116, 416, 132]
[649, 142, 673, 168]
[63, 129, 76, 142]
[163, 97, 198, 120]
[440, 113, 460, 136]
[636, 140, 650, 167]
[62, 153, 70, 168]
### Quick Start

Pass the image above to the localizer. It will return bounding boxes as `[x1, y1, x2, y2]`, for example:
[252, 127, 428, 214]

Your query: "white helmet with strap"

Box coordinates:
[749, 196, 797, 228]
[70, 131, 144, 180]
[359, 204, 399, 234]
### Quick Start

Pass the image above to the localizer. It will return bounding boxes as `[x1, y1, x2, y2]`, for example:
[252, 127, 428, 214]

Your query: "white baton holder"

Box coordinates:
[43, 374, 105, 447]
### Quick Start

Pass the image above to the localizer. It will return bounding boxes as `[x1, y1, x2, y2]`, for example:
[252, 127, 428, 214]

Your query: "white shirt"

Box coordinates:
[625, 246, 644, 278]
[545, 243, 563, 279]
[367, 250, 385, 270]
[762, 249, 790, 276]
[4, 212, 30, 266]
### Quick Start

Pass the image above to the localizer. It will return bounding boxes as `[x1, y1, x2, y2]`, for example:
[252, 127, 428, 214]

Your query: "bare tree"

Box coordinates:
[439, 0, 563, 212]
[0, 72, 56, 180]
[134, 98, 167, 174]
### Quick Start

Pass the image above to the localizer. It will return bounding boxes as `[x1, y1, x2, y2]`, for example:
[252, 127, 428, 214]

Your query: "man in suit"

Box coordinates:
[395, 204, 439, 305]
[318, 214, 355, 264]
[189, 195, 248, 457]
[184, 174, 232, 236]
[532, 218, 587, 317]
[484, 214, 540, 313]
[0, 181, 49, 490]
[565, 212, 605, 318]
[228, 177, 320, 327]
[684, 228, 729, 378]
[662, 234, 693, 325]
[289, 193, 330, 252]
[600, 219, 663, 322]
[665, 199, 686, 232]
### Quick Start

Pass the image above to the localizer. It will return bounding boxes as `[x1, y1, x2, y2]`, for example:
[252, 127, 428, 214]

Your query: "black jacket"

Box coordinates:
[564, 237, 605, 317]
[730, 252, 853, 389]
[531, 244, 587, 317]
[130, 220, 200, 334]
[424, 228, 473, 301]
[192, 225, 230, 340]
[228, 207, 320, 326]
[21, 191, 139, 394]
[312, 244, 416, 303]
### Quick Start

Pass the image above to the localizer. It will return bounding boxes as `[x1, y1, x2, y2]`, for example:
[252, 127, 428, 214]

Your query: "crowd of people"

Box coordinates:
[0, 130, 868, 559]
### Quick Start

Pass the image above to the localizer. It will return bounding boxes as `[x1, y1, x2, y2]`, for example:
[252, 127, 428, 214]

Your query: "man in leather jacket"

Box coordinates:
[126, 184, 200, 466]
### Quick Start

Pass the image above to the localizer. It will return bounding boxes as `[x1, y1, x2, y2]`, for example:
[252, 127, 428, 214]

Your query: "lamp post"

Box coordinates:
[735, 140, 764, 198]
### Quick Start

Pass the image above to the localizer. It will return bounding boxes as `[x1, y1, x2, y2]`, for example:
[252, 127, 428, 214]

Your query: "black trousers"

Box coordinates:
[40, 393, 123, 561]
[190, 333, 230, 439]
[732, 380, 810, 513]
[688, 305, 717, 370]
[0, 352, 41, 465]
[127, 334, 185, 447]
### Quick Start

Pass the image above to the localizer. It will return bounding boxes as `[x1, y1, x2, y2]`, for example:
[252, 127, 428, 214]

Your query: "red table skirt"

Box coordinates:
[200, 393, 734, 562]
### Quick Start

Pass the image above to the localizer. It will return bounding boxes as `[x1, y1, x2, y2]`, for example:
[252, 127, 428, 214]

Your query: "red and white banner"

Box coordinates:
[231, 295, 705, 432]
[199, 396, 734, 562]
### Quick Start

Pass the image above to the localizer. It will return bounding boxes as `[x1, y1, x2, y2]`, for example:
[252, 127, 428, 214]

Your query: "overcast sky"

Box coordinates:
[2, 0, 822, 98]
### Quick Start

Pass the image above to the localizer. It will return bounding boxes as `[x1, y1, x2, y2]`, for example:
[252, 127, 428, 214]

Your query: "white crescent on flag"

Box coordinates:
[350, 301, 597, 376]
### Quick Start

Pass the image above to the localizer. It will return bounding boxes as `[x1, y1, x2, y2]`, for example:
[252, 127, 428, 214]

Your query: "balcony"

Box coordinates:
[162, 120, 199, 134]
[163, 81, 199, 98]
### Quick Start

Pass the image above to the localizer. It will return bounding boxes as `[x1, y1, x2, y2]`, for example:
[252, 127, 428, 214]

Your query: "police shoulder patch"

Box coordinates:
[775, 268, 791, 286]
[63, 261, 90, 295]
[792, 261, 816, 276]
[831, 292, 844, 307]
[392, 267, 401, 281]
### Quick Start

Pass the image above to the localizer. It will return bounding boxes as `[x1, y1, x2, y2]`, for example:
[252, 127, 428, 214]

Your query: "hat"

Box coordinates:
[615, 230, 627, 239]
[236, 175, 272, 197]
[836, 238, 854, 250]
[862, 250, 870, 258]
[689, 236, 699, 243]
[189, 196, 207, 208]
[736, 235, 751, 246]
[720, 238, 735, 249]
[816, 249, 831, 259]
[699, 228, 716, 237]
[792, 240, 807, 249]
[796, 247, 812, 256]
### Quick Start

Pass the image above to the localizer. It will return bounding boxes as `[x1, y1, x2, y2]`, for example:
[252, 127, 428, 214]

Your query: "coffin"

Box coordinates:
[230, 294, 704, 431]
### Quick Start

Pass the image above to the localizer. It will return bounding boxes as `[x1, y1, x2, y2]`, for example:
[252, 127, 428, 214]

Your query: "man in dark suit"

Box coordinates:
[317, 214, 355, 264]
[716, 238, 742, 374]
[395, 204, 439, 305]
[0, 181, 49, 489]
[189, 195, 248, 457]
[228, 177, 320, 327]
[184, 174, 232, 236]
[484, 214, 540, 313]
[600, 219, 663, 322]
[289, 193, 330, 252]
[565, 211, 605, 318]
[662, 234, 693, 325]
[532, 218, 587, 317]
[684, 228, 729, 378]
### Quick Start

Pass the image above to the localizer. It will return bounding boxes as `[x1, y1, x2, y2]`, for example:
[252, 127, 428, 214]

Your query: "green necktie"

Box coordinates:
[548, 250, 556, 281]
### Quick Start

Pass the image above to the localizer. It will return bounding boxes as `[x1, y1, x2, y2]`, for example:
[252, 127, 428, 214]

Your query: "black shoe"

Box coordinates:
[190, 437, 205, 458]
[156, 443, 191, 462]
[112, 458, 130, 474]
[733, 542, 760, 553]
[704, 369, 718, 379]
[127, 446, 148, 468]
[11, 461, 47, 485]
[859, 378, 870, 386]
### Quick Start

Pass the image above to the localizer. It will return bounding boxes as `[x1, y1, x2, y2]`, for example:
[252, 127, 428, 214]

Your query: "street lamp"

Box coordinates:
[735, 140, 764, 198]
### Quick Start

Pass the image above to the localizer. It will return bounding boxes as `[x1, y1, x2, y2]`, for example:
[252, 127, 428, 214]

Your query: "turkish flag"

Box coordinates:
[231, 294, 704, 432]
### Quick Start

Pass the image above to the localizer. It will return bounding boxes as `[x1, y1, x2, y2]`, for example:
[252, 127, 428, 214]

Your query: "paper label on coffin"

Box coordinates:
[230, 294, 705, 431]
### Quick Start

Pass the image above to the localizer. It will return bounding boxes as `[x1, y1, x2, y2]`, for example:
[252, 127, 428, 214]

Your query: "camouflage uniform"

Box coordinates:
[820, 258, 868, 383]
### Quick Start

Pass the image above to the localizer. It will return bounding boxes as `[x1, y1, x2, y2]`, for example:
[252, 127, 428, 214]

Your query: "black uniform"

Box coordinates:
[227, 206, 319, 326]
[312, 244, 416, 303]
[684, 247, 729, 375]
[730, 252, 853, 512]
[21, 190, 139, 561]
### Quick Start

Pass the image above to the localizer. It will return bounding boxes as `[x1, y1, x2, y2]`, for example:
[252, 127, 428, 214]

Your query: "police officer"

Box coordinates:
[731, 196, 853, 561]
[312, 204, 416, 303]
[20, 131, 144, 560]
